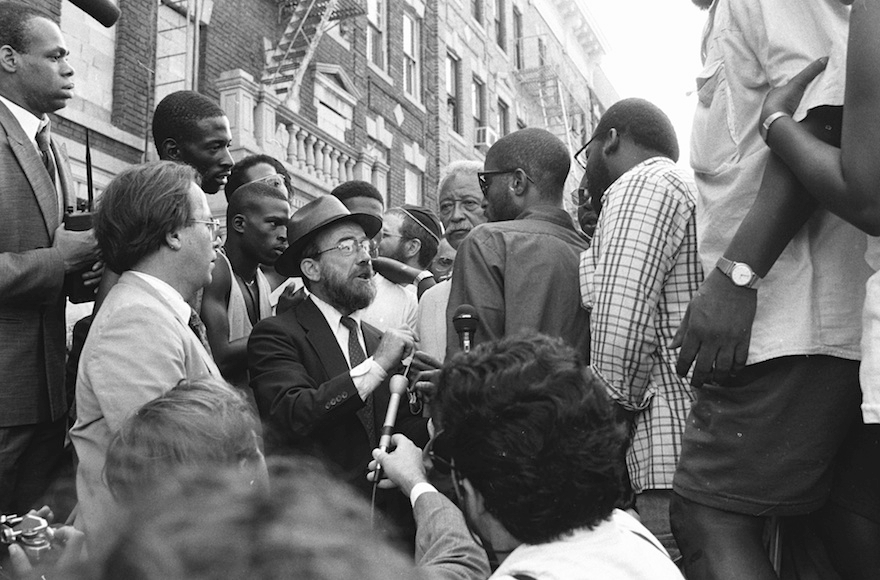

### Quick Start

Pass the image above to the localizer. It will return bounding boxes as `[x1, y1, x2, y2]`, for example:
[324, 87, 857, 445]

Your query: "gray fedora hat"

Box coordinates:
[275, 195, 382, 277]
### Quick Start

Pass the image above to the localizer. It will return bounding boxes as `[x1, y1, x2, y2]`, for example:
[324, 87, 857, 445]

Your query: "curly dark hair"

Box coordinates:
[487, 128, 571, 201]
[435, 334, 628, 545]
[152, 90, 225, 155]
[591, 97, 680, 162]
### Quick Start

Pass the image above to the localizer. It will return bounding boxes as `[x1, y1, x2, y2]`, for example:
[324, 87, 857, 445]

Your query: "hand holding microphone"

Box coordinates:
[370, 375, 408, 487]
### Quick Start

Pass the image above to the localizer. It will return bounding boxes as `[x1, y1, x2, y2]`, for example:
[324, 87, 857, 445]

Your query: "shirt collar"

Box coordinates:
[309, 292, 364, 331]
[128, 271, 192, 325]
[0, 95, 47, 150]
[601, 156, 674, 206]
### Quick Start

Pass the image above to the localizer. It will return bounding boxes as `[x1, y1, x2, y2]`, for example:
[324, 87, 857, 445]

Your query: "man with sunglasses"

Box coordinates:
[446, 128, 590, 358]
[371, 335, 683, 579]
[577, 98, 702, 563]
[248, 195, 431, 538]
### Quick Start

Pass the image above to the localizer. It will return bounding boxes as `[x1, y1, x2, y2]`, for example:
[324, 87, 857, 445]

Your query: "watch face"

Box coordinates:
[731, 263, 753, 286]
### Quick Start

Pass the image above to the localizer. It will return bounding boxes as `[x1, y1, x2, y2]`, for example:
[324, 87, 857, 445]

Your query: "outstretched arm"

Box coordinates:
[762, 1, 880, 234]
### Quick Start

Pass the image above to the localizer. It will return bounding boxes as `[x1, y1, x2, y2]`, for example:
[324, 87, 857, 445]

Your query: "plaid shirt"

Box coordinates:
[580, 157, 703, 492]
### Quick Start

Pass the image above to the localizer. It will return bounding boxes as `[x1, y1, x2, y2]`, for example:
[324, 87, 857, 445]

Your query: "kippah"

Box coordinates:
[399, 205, 444, 242]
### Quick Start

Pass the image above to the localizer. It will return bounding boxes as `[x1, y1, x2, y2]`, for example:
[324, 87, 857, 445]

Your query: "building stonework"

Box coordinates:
[30, 0, 613, 218]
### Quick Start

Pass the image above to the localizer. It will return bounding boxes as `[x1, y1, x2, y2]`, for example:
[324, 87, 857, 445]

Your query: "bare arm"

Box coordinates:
[762, 2, 880, 233]
[674, 107, 839, 386]
[200, 256, 248, 378]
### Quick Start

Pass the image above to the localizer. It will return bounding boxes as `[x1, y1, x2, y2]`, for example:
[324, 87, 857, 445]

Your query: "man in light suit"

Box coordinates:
[70, 161, 221, 539]
[248, 196, 431, 536]
[0, 2, 99, 514]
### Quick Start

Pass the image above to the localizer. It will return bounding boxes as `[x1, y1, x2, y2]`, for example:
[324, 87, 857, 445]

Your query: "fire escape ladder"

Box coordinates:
[263, 0, 363, 105]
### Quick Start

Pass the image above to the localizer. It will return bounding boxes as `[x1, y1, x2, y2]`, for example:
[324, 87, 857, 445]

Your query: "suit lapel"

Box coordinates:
[119, 272, 220, 377]
[0, 101, 59, 234]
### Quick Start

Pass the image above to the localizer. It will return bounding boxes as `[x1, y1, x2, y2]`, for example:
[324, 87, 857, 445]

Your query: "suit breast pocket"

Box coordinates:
[690, 60, 740, 177]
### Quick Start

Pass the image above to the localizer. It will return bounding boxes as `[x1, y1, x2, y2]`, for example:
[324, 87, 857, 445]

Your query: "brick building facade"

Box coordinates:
[32, 0, 613, 217]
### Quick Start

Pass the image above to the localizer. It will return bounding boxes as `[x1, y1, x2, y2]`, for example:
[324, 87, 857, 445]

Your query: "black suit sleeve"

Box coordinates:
[248, 315, 363, 439]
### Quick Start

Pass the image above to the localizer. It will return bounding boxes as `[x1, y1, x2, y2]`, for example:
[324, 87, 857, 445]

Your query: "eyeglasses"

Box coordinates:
[438, 197, 482, 217]
[315, 237, 372, 257]
[574, 135, 599, 170]
[247, 173, 288, 190]
[189, 217, 221, 236]
[477, 168, 534, 195]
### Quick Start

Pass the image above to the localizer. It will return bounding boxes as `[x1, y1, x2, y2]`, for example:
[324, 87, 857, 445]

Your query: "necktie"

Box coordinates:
[341, 316, 376, 448]
[35, 121, 56, 185]
[188, 308, 213, 356]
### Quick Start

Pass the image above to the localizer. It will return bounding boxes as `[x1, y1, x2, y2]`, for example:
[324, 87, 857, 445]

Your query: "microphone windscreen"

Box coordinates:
[389, 374, 408, 397]
[452, 304, 479, 333]
[67, 0, 120, 27]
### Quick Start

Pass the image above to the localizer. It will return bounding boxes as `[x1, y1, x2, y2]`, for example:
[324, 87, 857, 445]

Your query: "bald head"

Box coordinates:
[486, 128, 570, 200]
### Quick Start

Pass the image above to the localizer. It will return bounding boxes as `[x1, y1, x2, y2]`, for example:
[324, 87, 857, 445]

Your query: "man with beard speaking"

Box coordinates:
[248, 195, 430, 533]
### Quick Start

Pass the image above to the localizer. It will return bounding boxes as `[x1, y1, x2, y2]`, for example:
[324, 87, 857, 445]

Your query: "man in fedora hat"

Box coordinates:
[247, 195, 430, 530]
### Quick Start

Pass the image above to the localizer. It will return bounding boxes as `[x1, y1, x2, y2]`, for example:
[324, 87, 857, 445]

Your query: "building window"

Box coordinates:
[495, 0, 506, 51]
[472, 76, 485, 130]
[538, 36, 546, 67]
[497, 98, 510, 136]
[513, 6, 523, 69]
[471, 0, 482, 24]
[367, 0, 387, 70]
[403, 12, 422, 99]
[405, 165, 424, 205]
[447, 54, 461, 134]
[155, 1, 201, 104]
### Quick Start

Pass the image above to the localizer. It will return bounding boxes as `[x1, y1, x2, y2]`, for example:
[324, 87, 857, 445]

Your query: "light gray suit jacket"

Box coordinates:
[415, 491, 491, 580]
[0, 100, 76, 426]
[70, 271, 220, 537]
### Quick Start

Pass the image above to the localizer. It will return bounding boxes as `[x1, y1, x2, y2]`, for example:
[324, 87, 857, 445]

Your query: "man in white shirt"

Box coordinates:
[71, 161, 222, 540]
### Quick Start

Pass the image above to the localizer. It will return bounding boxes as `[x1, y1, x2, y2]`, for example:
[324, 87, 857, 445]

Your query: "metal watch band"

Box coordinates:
[760, 111, 790, 143]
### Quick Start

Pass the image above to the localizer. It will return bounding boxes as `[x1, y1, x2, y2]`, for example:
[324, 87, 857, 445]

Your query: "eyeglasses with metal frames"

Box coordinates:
[315, 237, 372, 257]
[189, 217, 222, 236]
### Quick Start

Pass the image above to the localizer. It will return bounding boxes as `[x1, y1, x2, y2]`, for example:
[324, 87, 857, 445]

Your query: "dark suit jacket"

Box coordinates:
[248, 296, 429, 492]
[0, 101, 75, 426]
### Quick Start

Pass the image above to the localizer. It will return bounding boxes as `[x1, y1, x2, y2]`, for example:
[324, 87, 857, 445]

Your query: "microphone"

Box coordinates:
[378, 375, 408, 452]
[66, 0, 121, 27]
[452, 304, 479, 353]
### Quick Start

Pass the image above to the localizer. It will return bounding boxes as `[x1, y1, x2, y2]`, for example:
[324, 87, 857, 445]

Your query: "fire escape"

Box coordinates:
[264, 0, 365, 106]
[512, 34, 603, 155]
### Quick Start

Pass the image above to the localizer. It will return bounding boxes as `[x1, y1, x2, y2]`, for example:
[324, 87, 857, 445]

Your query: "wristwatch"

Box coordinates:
[716, 257, 761, 289]
[760, 111, 790, 143]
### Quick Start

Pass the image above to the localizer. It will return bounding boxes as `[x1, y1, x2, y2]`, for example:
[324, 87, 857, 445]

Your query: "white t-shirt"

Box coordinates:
[491, 510, 683, 580]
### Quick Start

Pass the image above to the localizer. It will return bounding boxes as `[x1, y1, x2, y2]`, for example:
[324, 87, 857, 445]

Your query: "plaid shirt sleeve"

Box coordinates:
[582, 159, 698, 411]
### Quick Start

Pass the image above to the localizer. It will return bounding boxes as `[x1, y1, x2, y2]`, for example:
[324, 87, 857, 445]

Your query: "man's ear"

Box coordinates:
[160, 138, 182, 161]
[602, 128, 621, 156]
[166, 229, 183, 251]
[404, 237, 421, 260]
[0, 45, 18, 74]
[231, 213, 246, 234]
[300, 258, 321, 284]
[460, 477, 488, 517]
